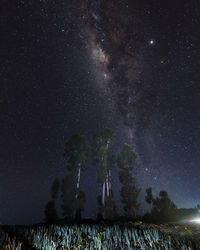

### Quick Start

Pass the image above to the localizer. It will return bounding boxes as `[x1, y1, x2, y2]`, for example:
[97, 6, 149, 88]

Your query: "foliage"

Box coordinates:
[132, 221, 143, 227]
[61, 174, 85, 220]
[51, 178, 60, 200]
[44, 201, 59, 224]
[64, 134, 88, 171]
[91, 127, 114, 184]
[104, 191, 118, 220]
[91, 128, 117, 220]
[118, 144, 141, 220]
[0, 229, 23, 250]
[117, 144, 137, 171]
[62, 134, 88, 220]
[144, 188, 178, 223]
[145, 187, 153, 206]
[44, 177, 60, 224]
[4, 224, 200, 249]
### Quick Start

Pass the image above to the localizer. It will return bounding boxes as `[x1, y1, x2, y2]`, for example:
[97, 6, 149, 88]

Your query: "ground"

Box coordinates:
[0, 222, 200, 249]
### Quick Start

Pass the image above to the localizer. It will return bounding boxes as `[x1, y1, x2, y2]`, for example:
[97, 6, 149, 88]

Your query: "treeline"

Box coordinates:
[144, 187, 200, 223]
[44, 127, 200, 224]
[44, 128, 141, 223]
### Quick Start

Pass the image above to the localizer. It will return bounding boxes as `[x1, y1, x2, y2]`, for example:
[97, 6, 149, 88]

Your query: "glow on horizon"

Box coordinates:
[189, 218, 200, 223]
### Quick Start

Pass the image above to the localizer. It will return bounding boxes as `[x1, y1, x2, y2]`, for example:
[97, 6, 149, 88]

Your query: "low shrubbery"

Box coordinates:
[2, 223, 200, 249]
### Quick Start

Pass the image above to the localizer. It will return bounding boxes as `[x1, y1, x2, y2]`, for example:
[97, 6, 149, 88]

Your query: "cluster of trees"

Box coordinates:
[144, 188, 177, 223]
[45, 128, 141, 223]
[45, 127, 199, 225]
[144, 187, 200, 223]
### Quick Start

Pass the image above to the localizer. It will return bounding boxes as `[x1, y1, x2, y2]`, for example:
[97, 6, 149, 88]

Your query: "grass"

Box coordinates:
[0, 222, 200, 249]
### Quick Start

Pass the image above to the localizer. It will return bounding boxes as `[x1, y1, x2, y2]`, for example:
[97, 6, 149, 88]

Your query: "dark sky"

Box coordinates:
[1, 0, 200, 224]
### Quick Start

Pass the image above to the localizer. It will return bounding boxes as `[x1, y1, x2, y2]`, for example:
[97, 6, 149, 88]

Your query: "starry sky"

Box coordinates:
[1, 0, 200, 224]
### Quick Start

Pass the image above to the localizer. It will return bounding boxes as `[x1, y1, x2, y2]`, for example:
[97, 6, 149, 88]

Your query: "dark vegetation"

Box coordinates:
[44, 127, 200, 226]
[1, 128, 200, 249]
[144, 187, 200, 224]
[1, 223, 200, 249]
[45, 128, 141, 224]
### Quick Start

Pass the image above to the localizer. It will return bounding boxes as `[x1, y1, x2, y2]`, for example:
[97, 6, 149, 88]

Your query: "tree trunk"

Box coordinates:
[77, 167, 81, 189]
[106, 174, 109, 197]
[75, 167, 81, 199]
[109, 169, 111, 190]
[73, 209, 76, 220]
[102, 182, 105, 205]
[128, 206, 136, 220]
[132, 206, 137, 219]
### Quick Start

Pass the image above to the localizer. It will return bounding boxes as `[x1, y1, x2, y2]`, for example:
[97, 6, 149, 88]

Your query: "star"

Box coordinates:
[149, 40, 154, 45]
[92, 13, 99, 21]
[103, 73, 108, 79]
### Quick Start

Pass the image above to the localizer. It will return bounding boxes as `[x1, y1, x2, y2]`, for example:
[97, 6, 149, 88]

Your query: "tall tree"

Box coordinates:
[145, 187, 153, 210]
[51, 177, 60, 200]
[91, 128, 116, 219]
[117, 144, 141, 220]
[44, 178, 60, 224]
[44, 201, 58, 224]
[61, 134, 87, 220]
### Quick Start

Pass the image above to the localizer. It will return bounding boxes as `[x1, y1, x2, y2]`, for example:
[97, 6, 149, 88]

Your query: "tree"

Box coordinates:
[145, 187, 153, 210]
[155, 190, 177, 222]
[51, 177, 60, 200]
[91, 128, 117, 219]
[61, 134, 87, 221]
[44, 201, 58, 224]
[104, 190, 118, 220]
[44, 178, 60, 224]
[61, 174, 77, 220]
[144, 188, 178, 223]
[117, 144, 141, 220]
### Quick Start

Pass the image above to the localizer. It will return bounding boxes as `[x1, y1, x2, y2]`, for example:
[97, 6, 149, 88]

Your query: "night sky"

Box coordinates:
[1, 0, 200, 225]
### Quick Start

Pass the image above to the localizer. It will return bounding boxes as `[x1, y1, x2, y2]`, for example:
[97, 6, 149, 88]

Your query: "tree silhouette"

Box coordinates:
[51, 178, 60, 200]
[144, 188, 178, 223]
[61, 134, 87, 221]
[91, 128, 117, 219]
[145, 187, 153, 210]
[44, 178, 60, 224]
[117, 144, 141, 220]
[44, 201, 58, 224]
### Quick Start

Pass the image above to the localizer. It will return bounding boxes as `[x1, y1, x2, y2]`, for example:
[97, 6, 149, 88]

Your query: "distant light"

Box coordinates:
[190, 218, 200, 223]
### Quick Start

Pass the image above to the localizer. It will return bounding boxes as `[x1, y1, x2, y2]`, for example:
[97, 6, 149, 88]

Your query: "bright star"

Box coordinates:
[150, 40, 154, 45]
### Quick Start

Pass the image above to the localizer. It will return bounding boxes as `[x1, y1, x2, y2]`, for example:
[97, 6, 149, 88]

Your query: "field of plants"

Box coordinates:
[0, 223, 200, 249]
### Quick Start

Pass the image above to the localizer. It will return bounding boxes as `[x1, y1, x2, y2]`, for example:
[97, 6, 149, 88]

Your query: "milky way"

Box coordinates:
[76, 0, 200, 209]
[78, 0, 155, 143]
[1, 0, 200, 224]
